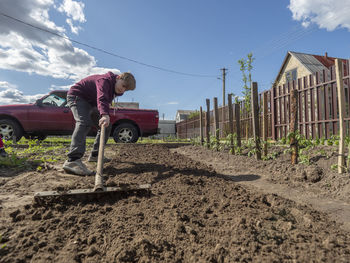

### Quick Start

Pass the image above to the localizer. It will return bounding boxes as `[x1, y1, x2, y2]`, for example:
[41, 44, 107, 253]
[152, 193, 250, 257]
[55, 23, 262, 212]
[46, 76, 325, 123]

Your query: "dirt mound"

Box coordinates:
[1, 144, 350, 262]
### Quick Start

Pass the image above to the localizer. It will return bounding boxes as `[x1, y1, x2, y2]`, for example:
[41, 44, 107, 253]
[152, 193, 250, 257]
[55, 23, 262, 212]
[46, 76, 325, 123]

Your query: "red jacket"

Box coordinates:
[68, 72, 120, 116]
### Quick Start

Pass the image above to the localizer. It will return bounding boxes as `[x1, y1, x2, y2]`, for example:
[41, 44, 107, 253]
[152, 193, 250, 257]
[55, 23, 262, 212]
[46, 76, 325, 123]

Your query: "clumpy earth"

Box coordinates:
[1, 143, 350, 262]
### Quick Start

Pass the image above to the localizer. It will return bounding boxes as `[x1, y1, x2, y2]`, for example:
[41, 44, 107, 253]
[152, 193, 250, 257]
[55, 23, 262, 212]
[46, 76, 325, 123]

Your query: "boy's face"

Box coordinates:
[115, 79, 128, 95]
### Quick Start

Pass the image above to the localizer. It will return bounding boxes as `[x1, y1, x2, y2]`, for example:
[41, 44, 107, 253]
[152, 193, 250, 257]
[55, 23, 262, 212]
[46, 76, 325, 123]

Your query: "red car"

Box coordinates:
[0, 90, 159, 143]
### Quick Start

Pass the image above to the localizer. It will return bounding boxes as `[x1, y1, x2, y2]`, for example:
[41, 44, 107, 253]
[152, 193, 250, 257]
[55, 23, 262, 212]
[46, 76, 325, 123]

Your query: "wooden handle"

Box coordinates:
[94, 125, 105, 191]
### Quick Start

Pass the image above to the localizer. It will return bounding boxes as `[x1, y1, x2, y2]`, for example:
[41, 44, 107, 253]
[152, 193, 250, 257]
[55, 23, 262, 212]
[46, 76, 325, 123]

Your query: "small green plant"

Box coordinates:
[0, 154, 28, 168]
[0, 234, 7, 249]
[325, 135, 340, 146]
[209, 129, 221, 151]
[283, 148, 292, 155]
[314, 137, 320, 146]
[190, 137, 202, 146]
[225, 133, 238, 153]
[326, 139, 333, 146]
[262, 151, 279, 161]
[331, 164, 338, 171]
[299, 149, 310, 165]
[245, 138, 255, 148]
[316, 149, 327, 156]
[247, 148, 256, 157]
[279, 137, 287, 145]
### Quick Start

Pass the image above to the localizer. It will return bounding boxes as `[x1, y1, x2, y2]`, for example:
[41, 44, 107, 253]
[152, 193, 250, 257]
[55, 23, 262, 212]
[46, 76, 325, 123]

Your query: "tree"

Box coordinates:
[238, 52, 255, 139]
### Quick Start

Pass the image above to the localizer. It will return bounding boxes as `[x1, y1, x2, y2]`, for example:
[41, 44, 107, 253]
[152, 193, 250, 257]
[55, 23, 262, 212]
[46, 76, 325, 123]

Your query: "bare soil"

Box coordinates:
[1, 143, 350, 262]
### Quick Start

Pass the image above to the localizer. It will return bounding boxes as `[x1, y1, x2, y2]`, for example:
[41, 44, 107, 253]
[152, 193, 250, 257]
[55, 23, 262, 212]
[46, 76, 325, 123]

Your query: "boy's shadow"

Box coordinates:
[104, 161, 260, 184]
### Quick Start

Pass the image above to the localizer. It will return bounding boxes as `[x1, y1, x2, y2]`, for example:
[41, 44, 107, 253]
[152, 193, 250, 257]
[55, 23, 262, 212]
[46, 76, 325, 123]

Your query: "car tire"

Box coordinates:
[113, 123, 138, 143]
[0, 119, 23, 142]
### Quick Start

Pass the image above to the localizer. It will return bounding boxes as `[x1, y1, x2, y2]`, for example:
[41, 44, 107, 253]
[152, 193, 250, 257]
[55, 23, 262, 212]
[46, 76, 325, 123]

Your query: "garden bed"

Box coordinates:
[0, 142, 350, 262]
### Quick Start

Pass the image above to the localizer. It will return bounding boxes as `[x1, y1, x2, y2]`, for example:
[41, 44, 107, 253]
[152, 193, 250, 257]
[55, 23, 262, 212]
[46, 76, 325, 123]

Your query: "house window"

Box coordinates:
[285, 69, 297, 83]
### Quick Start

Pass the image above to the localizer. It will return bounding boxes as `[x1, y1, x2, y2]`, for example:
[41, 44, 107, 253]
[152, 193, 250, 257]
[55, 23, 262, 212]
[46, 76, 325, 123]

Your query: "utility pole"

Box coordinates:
[221, 68, 227, 106]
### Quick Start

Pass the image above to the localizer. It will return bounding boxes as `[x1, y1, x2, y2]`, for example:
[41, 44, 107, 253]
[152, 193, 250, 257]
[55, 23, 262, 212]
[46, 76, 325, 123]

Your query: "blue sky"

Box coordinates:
[0, 0, 350, 119]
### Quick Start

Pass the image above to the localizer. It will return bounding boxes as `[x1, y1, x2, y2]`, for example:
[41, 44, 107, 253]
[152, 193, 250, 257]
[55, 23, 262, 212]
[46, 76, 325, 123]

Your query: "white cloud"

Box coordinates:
[0, 81, 17, 90]
[0, 0, 120, 82]
[0, 81, 45, 105]
[58, 0, 86, 23]
[167, 102, 179, 105]
[66, 18, 81, 34]
[288, 0, 350, 31]
[57, 0, 86, 34]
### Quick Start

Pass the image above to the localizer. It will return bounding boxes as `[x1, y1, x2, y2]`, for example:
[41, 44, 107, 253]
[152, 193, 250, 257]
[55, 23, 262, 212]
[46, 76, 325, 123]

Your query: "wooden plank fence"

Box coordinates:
[176, 60, 350, 140]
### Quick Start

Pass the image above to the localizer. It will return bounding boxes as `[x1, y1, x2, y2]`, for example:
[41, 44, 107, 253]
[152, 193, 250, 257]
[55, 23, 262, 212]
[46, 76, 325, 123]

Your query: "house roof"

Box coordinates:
[274, 51, 347, 86]
[291, 51, 328, 73]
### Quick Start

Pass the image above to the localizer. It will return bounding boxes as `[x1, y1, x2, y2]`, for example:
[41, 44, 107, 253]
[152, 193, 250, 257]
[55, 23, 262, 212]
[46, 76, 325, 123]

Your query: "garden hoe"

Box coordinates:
[34, 125, 151, 204]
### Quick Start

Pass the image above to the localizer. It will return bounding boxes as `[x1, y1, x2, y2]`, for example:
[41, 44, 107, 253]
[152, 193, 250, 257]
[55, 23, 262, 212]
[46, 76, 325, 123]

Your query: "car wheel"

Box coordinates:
[113, 123, 138, 143]
[0, 119, 23, 142]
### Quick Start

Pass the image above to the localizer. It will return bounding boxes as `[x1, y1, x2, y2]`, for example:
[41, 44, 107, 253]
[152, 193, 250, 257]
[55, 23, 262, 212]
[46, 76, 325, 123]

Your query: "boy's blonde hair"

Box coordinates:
[119, 72, 136, 90]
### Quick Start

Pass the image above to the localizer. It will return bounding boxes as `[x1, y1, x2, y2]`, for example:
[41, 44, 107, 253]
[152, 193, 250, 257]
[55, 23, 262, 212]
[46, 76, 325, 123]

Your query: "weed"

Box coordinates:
[262, 151, 279, 161]
[0, 234, 7, 249]
[331, 164, 338, 171]
[210, 130, 220, 151]
[247, 148, 256, 157]
[0, 154, 28, 168]
[298, 149, 310, 165]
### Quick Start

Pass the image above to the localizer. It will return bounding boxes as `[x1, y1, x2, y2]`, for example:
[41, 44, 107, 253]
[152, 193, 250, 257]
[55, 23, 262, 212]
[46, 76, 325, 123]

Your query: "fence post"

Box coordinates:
[271, 86, 276, 140]
[263, 92, 268, 157]
[206, 99, 210, 148]
[214, 97, 219, 151]
[235, 103, 241, 147]
[335, 59, 346, 173]
[251, 82, 261, 160]
[228, 94, 234, 154]
[290, 89, 299, 164]
[200, 106, 204, 145]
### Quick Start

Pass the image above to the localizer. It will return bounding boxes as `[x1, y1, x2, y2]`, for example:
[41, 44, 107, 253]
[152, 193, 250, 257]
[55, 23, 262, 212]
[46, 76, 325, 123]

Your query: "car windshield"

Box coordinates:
[42, 94, 66, 107]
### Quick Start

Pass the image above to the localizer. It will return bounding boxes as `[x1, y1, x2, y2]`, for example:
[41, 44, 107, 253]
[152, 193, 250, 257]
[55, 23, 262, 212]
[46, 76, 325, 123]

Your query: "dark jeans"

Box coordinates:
[67, 95, 112, 160]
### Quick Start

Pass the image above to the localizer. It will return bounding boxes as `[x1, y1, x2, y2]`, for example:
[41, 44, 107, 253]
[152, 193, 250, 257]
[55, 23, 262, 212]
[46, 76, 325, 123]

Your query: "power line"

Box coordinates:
[0, 12, 218, 78]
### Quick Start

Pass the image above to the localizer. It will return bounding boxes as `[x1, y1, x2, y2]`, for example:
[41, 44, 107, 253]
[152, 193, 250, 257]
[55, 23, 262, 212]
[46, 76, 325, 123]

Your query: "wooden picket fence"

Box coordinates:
[176, 59, 350, 141]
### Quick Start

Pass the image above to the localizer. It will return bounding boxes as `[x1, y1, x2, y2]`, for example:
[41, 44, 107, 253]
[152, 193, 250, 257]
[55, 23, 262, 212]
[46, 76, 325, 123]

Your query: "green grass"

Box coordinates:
[0, 136, 189, 170]
[1, 136, 79, 170]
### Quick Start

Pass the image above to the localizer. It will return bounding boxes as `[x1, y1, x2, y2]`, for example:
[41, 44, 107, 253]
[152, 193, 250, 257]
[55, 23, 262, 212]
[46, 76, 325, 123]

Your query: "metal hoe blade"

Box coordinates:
[34, 184, 151, 204]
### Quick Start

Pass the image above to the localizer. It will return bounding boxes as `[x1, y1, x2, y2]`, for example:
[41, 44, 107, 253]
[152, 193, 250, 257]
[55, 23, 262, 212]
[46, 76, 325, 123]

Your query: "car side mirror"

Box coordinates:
[36, 99, 43, 107]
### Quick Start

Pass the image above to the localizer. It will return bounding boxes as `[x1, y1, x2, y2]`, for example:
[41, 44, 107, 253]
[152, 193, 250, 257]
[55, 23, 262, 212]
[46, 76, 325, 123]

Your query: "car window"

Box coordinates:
[42, 94, 66, 107]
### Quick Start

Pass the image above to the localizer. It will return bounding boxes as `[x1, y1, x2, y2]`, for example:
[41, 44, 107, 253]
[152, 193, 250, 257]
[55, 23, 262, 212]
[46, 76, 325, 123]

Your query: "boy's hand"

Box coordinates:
[99, 115, 110, 127]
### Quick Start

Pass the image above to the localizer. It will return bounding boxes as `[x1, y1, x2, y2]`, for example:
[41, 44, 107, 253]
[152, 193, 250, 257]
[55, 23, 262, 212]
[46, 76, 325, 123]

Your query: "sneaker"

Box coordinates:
[62, 159, 94, 176]
[0, 148, 8, 157]
[88, 155, 111, 163]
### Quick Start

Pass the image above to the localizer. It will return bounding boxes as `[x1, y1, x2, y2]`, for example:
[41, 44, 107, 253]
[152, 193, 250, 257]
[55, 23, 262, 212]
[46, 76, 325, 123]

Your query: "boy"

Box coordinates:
[0, 136, 8, 157]
[62, 71, 136, 176]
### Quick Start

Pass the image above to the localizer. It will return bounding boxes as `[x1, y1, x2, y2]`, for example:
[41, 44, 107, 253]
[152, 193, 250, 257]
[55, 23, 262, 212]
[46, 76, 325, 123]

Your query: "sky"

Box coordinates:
[0, 0, 350, 120]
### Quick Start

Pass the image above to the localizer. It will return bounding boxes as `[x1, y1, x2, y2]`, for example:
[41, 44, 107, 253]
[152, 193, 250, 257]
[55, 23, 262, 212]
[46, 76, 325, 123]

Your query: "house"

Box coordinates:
[175, 110, 196, 123]
[274, 51, 347, 88]
[273, 51, 349, 139]
[152, 120, 176, 139]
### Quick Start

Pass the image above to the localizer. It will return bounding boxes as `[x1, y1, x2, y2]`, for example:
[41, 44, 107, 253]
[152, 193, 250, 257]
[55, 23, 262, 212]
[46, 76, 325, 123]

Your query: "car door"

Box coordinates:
[27, 94, 74, 133]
